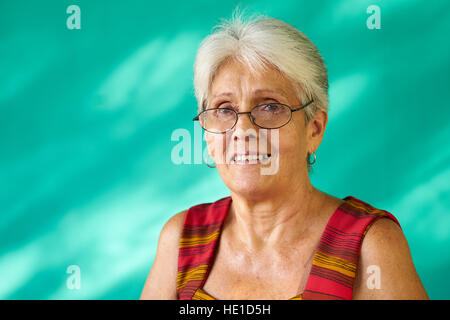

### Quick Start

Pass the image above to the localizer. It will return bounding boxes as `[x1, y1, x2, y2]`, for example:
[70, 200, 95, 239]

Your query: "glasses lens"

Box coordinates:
[251, 103, 291, 128]
[199, 108, 237, 133]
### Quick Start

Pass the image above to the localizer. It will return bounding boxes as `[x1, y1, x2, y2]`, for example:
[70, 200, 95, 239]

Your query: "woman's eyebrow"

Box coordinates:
[212, 88, 287, 100]
[212, 92, 234, 100]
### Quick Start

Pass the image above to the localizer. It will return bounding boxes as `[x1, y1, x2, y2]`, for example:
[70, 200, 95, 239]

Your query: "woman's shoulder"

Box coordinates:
[161, 210, 188, 240]
[140, 210, 188, 299]
[179, 196, 232, 225]
[352, 203, 429, 299]
[361, 215, 405, 255]
[341, 195, 402, 230]
[355, 197, 406, 261]
[162, 196, 229, 231]
[161, 195, 231, 238]
[341, 196, 405, 257]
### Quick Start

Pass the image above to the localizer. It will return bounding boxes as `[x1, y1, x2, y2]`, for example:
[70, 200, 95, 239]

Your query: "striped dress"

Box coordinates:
[176, 195, 401, 300]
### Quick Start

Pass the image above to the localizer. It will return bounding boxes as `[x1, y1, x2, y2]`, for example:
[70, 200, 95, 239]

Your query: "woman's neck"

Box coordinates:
[228, 180, 327, 253]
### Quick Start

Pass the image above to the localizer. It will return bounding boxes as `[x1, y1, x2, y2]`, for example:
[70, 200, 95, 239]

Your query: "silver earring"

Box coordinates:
[206, 154, 216, 168]
[307, 151, 316, 165]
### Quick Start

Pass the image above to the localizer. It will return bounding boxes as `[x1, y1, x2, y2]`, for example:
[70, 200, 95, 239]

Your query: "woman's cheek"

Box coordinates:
[205, 132, 227, 163]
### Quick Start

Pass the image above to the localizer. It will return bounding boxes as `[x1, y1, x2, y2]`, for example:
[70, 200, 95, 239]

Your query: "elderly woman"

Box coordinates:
[141, 12, 428, 300]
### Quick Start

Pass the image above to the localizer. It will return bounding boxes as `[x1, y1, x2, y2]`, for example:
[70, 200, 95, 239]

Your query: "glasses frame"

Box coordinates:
[193, 99, 314, 134]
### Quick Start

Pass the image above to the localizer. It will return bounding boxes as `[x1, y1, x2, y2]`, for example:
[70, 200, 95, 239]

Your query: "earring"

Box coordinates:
[206, 154, 216, 168]
[307, 151, 316, 165]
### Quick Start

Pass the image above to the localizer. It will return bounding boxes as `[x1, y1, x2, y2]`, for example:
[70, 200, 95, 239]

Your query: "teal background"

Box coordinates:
[1, 0, 449, 299]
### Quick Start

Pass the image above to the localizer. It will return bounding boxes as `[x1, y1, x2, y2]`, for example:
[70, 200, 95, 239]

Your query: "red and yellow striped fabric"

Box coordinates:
[176, 195, 401, 300]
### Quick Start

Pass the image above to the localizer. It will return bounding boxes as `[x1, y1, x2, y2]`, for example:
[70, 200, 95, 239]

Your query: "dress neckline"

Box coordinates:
[194, 195, 353, 300]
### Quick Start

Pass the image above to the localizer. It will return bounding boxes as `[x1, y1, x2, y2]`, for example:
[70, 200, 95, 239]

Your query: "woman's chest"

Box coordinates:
[202, 244, 315, 300]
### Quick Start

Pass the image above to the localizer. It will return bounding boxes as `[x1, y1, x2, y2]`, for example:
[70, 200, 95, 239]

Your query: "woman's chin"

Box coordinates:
[225, 176, 273, 197]
[217, 161, 278, 196]
[220, 165, 270, 181]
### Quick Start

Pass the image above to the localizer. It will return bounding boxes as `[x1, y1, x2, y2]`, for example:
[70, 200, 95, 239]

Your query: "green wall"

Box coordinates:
[0, 0, 449, 299]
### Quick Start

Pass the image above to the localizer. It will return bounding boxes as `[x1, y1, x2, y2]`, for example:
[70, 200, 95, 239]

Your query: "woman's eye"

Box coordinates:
[263, 104, 280, 111]
[218, 108, 233, 115]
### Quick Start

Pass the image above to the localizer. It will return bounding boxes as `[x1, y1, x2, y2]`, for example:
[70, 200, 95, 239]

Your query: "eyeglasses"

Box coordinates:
[193, 99, 314, 134]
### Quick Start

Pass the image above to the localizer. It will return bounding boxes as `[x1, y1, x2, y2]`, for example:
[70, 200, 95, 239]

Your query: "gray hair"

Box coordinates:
[193, 9, 329, 125]
[193, 9, 327, 173]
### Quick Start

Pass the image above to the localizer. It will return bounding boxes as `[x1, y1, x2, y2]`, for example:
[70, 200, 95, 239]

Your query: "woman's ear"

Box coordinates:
[307, 109, 327, 155]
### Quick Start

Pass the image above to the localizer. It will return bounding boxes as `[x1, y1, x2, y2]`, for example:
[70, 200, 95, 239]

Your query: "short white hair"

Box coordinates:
[193, 9, 329, 124]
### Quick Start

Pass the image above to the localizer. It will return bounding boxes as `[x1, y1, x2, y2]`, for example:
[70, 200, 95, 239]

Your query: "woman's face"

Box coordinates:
[205, 59, 325, 198]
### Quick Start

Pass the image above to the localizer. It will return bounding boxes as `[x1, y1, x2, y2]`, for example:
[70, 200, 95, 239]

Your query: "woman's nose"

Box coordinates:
[234, 111, 255, 131]
[231, 110, 259, 142]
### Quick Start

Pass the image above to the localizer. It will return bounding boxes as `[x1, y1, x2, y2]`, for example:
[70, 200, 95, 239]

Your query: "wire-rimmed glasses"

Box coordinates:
[193, 99, 314, 134]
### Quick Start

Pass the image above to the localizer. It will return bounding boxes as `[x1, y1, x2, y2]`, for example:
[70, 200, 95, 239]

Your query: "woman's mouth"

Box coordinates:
[230, 154, 272, 165]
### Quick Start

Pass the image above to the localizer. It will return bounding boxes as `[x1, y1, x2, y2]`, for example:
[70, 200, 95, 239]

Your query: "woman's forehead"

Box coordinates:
[214, 59, 285, 82]
[210, 63, 294, 98]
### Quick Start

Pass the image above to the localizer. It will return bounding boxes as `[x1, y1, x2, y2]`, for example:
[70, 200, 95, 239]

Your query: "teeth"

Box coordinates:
[233, 154, 270, 162]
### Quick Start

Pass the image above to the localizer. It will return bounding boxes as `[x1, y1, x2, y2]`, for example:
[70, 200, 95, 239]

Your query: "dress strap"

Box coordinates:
[302, 196, 402, 300]
[176, 196, 231, 300]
